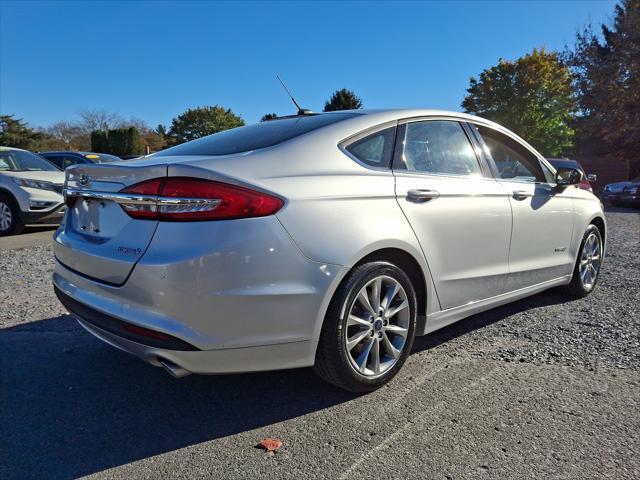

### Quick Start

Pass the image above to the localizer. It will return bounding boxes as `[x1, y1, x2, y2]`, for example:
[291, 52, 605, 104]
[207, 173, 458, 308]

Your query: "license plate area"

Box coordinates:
[71, 197, 130, 239]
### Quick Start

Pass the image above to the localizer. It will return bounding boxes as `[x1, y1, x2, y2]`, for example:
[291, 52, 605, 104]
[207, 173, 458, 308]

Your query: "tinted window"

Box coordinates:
[60, 156, 84, 169]
[397, 121, 481, 176]
[156, 113, 359, 156]
[0, 149, 59, 171]
[83, 153, 121, 163]
[42, 155, 64, 169]
[474, 125, 545, 183]
[344, 127, 395, 168]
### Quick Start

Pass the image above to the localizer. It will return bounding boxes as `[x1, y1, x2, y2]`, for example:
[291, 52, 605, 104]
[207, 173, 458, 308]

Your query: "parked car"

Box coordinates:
[601, 176, 640, 205]
[619, 183, 640, 209]
[52, 109, 606, 392]
[0, 147, 65, 235]
[547, 158, 596, 192]
[38, 151, 121, 170]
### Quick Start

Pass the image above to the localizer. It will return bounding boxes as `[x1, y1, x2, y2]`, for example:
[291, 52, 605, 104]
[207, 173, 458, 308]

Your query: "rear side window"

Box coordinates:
[156, 113, 359, 156]
[474, 125, 545, 183]
[42, 155, 63, 169]
[344, 127, 395, 168]
[395, 120, 481, 176]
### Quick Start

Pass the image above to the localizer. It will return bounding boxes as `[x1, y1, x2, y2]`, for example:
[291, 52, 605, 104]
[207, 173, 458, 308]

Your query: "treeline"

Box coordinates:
[0, 0, 637, 176]
[0, 88, 363, 157]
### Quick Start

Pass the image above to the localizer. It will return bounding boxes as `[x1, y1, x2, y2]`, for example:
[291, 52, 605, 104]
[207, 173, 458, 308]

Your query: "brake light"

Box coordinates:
[119, 177, 284, 221]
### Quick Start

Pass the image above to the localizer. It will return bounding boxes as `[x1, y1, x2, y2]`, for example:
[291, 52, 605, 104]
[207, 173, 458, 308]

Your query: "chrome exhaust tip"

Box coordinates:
[158, 358, 191, 378]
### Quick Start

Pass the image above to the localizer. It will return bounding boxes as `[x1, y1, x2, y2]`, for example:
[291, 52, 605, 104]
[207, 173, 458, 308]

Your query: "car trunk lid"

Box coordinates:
[53, 163, 167, 284]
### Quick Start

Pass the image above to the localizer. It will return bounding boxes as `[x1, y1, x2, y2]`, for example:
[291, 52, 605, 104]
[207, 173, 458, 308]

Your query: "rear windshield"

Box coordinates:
[0, 149, 59, 171]
[156, 113, 359, 156]
[83, 153, 121, 163]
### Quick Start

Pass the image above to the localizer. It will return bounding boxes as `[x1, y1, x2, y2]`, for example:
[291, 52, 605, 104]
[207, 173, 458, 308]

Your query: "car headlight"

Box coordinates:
[12, 177, 55, 191]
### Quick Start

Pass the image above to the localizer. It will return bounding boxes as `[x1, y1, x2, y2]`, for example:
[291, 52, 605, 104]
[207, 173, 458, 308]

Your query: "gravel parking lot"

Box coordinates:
[1, 209, 639, 480]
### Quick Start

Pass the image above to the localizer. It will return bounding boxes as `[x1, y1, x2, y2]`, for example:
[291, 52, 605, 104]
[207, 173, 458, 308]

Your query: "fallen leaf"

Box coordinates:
[257, 437, 283, 452]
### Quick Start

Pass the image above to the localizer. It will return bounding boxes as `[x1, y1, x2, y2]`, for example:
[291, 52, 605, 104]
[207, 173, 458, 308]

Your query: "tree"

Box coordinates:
[0, 115, 45, 149]
[77, 109, 124, 135]
[323, 89, 363, 112]
[46, 121, 89, 150]
[462, 48, 576, 157]
[565, 0, 640, 178]
[260, 113, 278, 122]
[91, 127, 143, 156]
[167, 106, 244, 145]
[90, 130, 109, 152]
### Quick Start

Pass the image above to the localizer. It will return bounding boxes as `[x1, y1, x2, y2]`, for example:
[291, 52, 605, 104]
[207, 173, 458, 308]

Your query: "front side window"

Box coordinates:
[474, 125, 545, 183]
[396, 120, 481, 176]
[344, 127, 395, 168]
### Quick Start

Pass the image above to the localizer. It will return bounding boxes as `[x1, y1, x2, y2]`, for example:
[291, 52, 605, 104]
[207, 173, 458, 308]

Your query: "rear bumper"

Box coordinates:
[75, 316, 318, 375]
[52, 216, 348, 373]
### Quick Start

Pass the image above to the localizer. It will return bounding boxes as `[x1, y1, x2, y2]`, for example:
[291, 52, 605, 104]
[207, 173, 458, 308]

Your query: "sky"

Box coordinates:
[0, 0, 618, 129]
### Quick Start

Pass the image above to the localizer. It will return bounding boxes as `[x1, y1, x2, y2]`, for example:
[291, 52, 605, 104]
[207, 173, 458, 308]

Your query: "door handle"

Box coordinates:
[512, 190, 529, 201]
[407, 189, 440, 203]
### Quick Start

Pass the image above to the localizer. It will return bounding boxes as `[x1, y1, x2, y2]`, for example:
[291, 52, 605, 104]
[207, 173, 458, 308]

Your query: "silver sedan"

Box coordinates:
[53, 109, 605, 392]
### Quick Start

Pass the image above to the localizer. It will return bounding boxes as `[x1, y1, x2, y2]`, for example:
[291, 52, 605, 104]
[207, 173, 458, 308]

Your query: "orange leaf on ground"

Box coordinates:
[258, 438, 283, 452]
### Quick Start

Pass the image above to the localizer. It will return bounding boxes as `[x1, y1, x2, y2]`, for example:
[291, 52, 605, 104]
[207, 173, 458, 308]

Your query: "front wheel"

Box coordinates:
[314, 261, 417, 393]
[0, 194, 24, 236]
[564, 224, 603, 297]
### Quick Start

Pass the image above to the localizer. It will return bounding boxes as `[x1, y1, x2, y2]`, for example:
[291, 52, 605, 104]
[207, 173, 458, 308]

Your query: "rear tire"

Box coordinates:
[314, 261, 417, 393]
[0, 194, 24, 236]
[564, 224, 603, 298]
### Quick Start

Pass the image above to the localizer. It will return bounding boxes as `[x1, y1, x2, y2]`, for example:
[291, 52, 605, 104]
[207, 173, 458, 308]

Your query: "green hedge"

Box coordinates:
[90, 127, 142, 156]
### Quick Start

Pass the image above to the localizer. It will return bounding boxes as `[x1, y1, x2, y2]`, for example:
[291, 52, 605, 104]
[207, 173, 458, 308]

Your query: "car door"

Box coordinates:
[393, 118, 512, 310]
[469, 123, 575, 291]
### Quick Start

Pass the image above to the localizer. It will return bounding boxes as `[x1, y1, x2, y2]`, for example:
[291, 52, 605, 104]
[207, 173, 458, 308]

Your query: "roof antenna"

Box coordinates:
[276, 75, 312, 115]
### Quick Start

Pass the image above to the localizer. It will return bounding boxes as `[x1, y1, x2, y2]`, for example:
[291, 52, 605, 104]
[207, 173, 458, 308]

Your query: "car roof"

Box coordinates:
[0, 146, 28, 152]
[39, 151, 84, 156]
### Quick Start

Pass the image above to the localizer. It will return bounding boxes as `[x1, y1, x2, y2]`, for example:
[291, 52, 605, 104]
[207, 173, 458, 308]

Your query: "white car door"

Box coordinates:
[393, 119, 512, 310]
[470, 124, 575, 291]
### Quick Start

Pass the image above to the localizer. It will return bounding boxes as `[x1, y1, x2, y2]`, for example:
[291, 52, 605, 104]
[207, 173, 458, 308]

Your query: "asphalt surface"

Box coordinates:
[1, 209, 639, 479]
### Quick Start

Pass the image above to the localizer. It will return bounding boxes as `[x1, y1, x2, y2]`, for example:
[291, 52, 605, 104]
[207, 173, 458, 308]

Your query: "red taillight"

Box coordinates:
[122, 322, 173, 341]
[119, 177, 284, 221]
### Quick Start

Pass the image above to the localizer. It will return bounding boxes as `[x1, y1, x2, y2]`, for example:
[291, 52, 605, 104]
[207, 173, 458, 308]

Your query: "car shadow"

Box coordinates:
[1, 289, 572, 479]
[604, 205, 639, 214]
[22, 224, 59, 234]
[411, 288, 571, 353]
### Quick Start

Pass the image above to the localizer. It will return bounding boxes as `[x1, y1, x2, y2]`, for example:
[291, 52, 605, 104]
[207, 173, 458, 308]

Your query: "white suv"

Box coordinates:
[0, 146, 65, 235]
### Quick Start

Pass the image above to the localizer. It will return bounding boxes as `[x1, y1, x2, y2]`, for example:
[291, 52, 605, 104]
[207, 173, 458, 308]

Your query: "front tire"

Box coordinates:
[0, 194, 24, 236]
[564, 224, 603, 297]
[314, 261, 417, 393]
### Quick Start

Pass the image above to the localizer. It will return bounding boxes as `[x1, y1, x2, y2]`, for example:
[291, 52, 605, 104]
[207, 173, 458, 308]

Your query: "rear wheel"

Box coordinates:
[0, 194, 24, 236]
[564, 224, 603, 297]
[314, 261, 417, 393]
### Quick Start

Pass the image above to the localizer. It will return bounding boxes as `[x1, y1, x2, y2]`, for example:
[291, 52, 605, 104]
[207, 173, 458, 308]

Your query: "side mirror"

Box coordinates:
[587, 173, 597, 183]
[556, 167, 583, 186]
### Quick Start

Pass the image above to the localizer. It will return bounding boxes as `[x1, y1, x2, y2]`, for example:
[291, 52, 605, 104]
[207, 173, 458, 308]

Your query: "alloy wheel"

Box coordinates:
[0, 201, 12, 232]
[344, 275, 410, 377]
[579, 232, 601, 290]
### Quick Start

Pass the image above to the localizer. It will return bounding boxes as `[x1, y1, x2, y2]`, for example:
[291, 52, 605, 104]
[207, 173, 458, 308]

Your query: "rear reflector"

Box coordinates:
[119, 177, 284, 221]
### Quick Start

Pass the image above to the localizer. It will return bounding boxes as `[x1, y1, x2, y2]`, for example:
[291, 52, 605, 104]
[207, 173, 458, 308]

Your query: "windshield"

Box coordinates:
[156, 113, 359, 156]
[0, 149, 59, 172]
